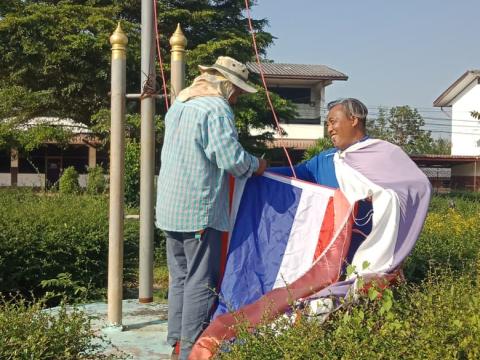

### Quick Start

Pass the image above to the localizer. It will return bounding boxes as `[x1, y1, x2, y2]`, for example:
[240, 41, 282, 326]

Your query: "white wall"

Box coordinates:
[18, 173, 45, 187]
[0, 173, 107, 188]
[0, 173, 11, 186]
[451, 81, 480, 155]
[79, 174, 87, 188]
[250, 124, 324, 140]
[275, 123, 324, 139]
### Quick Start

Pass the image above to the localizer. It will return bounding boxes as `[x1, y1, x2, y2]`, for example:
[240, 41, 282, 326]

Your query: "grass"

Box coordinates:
[153, 266, 169, 303]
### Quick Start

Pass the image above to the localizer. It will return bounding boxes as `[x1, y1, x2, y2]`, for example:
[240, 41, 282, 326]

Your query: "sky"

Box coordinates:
[250, 0, 480, 136]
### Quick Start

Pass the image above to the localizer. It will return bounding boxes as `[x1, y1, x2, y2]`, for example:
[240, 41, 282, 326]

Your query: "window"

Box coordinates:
[19, 155, 44, 173]
[0, 150, 10, 172]
[271, 87, 311, 104]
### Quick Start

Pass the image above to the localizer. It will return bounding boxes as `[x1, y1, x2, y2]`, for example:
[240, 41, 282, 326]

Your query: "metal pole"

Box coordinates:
[169, 24, 187, 103]
[107, 22, 127, 328]
[138, 0, 156, 303]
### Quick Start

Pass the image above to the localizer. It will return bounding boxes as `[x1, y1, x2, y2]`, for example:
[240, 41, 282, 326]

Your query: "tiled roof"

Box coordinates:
[28, 117, 91, 133]
[433, 70, 480, 107]
[246, 62, 348, 81]
[6, 117, 92, 134]
[410, 154, 480, 160]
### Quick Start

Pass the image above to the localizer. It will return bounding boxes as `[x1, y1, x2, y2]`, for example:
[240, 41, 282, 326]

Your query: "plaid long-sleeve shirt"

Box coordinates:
[155, 96, 259, 232]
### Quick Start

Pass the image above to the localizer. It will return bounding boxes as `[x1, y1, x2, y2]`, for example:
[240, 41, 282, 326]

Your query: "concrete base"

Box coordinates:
[78, 300, 171, 359]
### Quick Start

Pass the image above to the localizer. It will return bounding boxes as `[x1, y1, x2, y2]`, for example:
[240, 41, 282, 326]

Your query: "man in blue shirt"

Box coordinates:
[156, 56, 267, 360]
[270, 98, 373, 266]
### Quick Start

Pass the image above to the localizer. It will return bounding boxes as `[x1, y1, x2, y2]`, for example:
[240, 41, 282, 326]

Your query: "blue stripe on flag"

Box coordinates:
[215, 176, 302, 317]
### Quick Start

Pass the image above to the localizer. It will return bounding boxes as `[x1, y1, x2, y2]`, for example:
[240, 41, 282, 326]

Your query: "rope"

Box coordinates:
[152, 0, 298, 176]
[153, 0, 170, 111]
[244, 0, 297, 178]
[140, 72, 157, 100]
[352, 209, 374, 227]
[352, 228, 370, 239]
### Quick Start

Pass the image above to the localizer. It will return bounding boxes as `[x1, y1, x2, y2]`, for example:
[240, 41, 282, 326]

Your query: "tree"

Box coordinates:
[0, 2, 124, 124]
[367, 106, 450, 155]
[303, 137, 333, 161]
[0, 0, 295, 154]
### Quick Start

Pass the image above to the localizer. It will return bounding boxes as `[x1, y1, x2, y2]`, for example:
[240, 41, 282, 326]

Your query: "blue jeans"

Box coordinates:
[164, 228, 222, 360]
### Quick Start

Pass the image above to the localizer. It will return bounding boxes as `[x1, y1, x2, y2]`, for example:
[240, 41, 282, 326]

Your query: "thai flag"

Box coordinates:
[215, 171, 354, 317]
[190, 172, 354, 359]
[190, 140, 432, 359]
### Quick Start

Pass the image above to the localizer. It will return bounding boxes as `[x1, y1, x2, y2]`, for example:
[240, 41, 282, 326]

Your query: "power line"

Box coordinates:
[317, 108, 480, 124]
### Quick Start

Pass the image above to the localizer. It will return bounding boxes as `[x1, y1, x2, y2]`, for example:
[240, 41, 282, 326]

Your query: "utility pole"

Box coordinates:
[138, 0, 156, 304]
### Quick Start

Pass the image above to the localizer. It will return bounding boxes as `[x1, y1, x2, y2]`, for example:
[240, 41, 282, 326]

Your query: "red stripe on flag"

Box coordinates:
[313, 197, 334, 262]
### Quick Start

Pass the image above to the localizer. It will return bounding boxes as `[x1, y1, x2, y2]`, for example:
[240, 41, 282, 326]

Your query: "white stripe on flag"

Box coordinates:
[273, 188, 332, 289]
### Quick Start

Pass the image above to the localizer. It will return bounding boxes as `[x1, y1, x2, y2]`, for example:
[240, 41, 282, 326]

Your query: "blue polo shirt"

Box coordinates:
[269, 147, 339, 188]
[269, 144, 372, 267]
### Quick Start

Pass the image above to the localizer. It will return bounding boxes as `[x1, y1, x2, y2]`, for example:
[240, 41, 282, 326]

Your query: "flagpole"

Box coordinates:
[138, 0, 156, 304]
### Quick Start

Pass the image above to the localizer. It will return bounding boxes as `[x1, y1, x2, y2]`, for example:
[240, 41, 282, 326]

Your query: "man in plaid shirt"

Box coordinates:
[156, 56, 267, 360]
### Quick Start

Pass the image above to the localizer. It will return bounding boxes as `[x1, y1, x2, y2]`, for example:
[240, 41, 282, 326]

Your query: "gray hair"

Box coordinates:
[327, 98, 368, 126]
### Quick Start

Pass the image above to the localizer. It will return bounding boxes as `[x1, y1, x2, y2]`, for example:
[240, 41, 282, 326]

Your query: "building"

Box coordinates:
[411, 154, 479, 192]
[0, 117, 106, 188]
[432, 70, 480, 190]
[246, 62, 348, 162]
[433, 70, 480, 155]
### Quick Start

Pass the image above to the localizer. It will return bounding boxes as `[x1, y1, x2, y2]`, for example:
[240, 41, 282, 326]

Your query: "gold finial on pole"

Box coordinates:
[169, 23, 187, 102]
[110, 22, 128, 59]
[169, 23, 187, 56]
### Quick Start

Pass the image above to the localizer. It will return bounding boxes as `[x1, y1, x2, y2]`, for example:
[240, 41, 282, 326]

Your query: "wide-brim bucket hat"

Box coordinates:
[198, 56, 257, 94]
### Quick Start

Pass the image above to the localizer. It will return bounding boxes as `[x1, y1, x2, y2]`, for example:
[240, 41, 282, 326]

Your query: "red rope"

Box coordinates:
[244, 0, 297, 178]
[153, 0, 170, 111]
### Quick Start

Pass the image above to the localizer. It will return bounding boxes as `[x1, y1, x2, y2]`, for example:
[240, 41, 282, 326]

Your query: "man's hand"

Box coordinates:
[254, 158, 267, 176]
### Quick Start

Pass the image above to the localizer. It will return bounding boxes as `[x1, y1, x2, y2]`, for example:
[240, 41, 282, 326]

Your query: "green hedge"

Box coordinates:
[86, 165, 107, 195]
[0, 189, 164, 301]
[0, 294, 122, 359]
[59, 166, 81, 194]
[220, 267, 480, 360]
[404, 195, 480, 282]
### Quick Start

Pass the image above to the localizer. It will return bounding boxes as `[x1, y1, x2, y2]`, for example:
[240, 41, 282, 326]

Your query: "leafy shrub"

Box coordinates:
[303, 137, 333, 161]
[220, 266, 480, 360]
[218, 194, 480, 359]
[86, 165, 106, 195]
[404, 195, 480, 282]
[124, 140, 140, 207]
[0, 294, 121, 359]
[59, 166, 80, 194]
[0, 189, 141, 302]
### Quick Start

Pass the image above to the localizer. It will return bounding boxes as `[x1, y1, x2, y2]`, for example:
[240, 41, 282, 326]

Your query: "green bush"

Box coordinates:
[404, 195, 480, 282]
[0, 189, 141, 302]
[303, 137, 334, 161]
[86, 165, 106, 195]
[220, 266, 480, 360]
[59, 166, 80, 194]
[0, 294, 121, 359]
[218, 194, 480, 359]
[124, 140, 140, 207]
